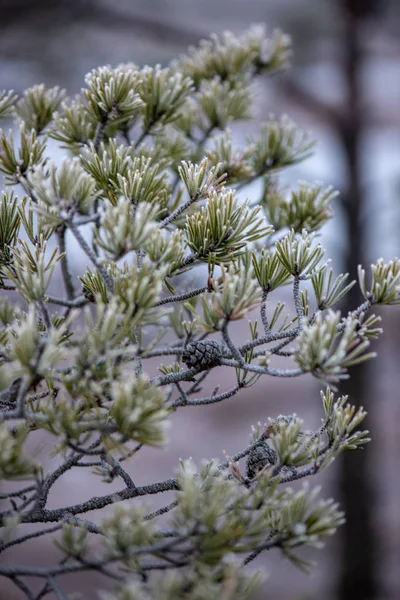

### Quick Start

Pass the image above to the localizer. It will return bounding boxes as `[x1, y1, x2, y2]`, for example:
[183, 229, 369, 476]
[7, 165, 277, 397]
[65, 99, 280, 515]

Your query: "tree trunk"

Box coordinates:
[337, 8, 379, 600]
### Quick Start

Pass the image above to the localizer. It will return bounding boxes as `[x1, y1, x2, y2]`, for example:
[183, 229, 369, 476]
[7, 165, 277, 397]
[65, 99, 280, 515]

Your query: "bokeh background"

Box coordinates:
[1, 1, 400, 599]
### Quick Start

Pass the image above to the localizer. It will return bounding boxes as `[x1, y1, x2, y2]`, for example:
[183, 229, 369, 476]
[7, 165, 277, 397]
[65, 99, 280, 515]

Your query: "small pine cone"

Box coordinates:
[274, 414, 296, 425]
[82, 286, 96, 303]
[246, 441, 277, 479]
[265, 414, 296, 436]
[182, 340, 222, 370]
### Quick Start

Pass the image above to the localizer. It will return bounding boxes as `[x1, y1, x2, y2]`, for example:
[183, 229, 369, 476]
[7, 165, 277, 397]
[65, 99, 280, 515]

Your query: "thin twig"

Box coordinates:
[48, 576, 69, 600]
[293, 276, 304, 331]
[174, 382, 189, 406]
[172, 384, 241, 407]
[37, 440, 102, 512]
[56, 226, 75, 300]
[151, 368, 198, 386]
[237, 327, 299, 354]
[0, 485, 36, 500]
[93, 120, 106, 152]
[73, 213, 101, 226]
[219, 358, 304, 378]
[260, 289, 270, 335]
[67, 220, 113, 293]
[45, 295, 87, 308]
[243, 535, 287, 565]
[144, 500, 178, 521]
[0, 524, 62, 554]
[118, 442, 143, 464]
[10, 575, 35, 600]
[22, 478, 179, 524]
[160, 199, 197, 229]
[155, 286, 207, 306]
[38, 299, 51, 331]
[222, 323, 245, 366]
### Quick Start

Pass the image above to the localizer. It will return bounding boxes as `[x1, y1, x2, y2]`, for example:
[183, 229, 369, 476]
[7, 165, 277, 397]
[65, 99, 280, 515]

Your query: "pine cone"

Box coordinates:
[246, 440, 277, 479]
[265, 414, 296, 436]
[182, 340, 222, 370]
[82, 286, 96, 303]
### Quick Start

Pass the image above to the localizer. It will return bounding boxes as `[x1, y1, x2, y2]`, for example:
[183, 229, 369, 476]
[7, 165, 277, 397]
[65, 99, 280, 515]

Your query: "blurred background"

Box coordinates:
[0, 1, 399, 599]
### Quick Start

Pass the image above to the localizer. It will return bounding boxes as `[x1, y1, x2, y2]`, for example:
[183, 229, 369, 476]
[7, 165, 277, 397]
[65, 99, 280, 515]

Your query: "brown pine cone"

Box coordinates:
[246, 441, 277, 479]
[182, 340, 222, 370]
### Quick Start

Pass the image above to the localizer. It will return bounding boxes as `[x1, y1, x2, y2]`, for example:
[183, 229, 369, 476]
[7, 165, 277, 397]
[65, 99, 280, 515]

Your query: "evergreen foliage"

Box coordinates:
[0, 25, 398, 599]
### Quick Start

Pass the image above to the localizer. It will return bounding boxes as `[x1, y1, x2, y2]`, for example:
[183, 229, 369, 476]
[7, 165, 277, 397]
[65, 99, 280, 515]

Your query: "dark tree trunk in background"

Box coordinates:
[284, 1, 391, 595]
[338, 31, 378, 600]
[337, 3, 381, 599]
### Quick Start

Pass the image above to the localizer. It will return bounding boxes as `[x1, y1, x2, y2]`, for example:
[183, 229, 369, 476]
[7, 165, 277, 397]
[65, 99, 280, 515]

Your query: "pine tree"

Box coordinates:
[0, 25, 398, 599]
